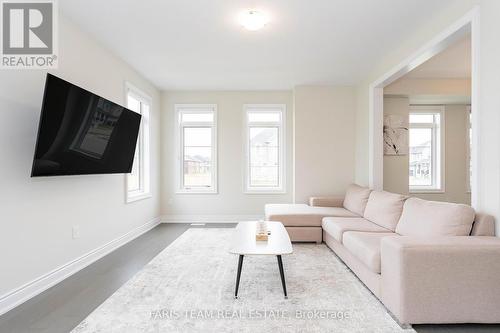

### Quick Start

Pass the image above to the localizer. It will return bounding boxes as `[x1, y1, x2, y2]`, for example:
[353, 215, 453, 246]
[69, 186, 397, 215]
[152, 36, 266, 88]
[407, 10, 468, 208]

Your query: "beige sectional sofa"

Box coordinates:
[265, 184, 500, 325]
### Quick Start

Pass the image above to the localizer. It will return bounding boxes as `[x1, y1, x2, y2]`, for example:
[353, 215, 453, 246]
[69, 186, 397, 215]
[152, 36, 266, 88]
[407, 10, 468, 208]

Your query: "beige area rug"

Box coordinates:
[72, 228, 414, 333]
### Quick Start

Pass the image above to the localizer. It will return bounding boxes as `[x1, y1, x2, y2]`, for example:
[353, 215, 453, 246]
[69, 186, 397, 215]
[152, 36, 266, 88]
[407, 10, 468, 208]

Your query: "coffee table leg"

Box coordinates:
[277, 255, 288, 299]
[234, 255, 244, 299]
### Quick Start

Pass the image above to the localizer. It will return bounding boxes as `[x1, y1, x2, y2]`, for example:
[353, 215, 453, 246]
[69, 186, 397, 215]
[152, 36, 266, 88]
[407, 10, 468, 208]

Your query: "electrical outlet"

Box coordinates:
[72, 225, 81, 239]
[168, 198, 173, 205]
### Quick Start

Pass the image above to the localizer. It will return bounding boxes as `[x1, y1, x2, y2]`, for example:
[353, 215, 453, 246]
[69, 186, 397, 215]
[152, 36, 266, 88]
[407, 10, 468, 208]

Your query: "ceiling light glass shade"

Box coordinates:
[239, 10, 269, 31]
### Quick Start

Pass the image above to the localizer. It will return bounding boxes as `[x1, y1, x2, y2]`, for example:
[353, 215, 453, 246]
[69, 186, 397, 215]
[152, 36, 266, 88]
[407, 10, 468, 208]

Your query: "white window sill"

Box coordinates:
[244, 189, 286, 195]
[176, 189, 218, 194]
[409, 189, 445, 194]
[126, 192, 152, 203]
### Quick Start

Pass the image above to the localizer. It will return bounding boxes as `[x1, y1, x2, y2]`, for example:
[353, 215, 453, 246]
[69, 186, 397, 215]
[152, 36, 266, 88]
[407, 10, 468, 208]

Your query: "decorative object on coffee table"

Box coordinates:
[255, 220, 270, 241]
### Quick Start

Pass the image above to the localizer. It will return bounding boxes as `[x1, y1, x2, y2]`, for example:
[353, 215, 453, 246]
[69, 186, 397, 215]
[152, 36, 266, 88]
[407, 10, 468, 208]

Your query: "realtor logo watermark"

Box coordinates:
[1, 0, 58, 68]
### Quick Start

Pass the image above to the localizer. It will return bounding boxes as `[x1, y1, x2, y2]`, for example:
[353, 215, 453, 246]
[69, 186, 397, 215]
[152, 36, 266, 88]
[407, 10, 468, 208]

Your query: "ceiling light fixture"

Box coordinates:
[239, 9, 269, 31]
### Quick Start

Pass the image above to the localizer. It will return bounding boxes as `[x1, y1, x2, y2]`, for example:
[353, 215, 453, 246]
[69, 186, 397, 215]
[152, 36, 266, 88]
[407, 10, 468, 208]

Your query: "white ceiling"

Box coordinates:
[406, 35, 471, 79]
[60, 0, 457, 90]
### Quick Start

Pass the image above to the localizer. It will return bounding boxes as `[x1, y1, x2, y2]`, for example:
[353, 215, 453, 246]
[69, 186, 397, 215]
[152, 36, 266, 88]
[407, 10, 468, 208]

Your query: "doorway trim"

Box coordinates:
[368, 6, 480, 208]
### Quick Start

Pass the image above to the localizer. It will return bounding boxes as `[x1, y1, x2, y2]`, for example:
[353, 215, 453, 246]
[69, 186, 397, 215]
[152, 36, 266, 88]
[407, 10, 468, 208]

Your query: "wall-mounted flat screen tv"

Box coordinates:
[31, 74, 141, 177]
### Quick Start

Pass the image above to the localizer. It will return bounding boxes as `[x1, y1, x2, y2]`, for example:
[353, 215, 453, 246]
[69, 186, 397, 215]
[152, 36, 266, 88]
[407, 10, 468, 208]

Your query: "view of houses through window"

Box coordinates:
[245, 105, 285, 192]
[409, 108, 442, 191]
[176, 105, 217, 193]
[249, 127, 279, 187]
[183, 127, 212, 187]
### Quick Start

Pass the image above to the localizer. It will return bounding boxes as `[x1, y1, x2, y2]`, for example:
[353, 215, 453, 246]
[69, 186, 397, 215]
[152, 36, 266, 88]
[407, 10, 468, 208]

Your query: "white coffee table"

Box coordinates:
[229, 221, 293, 299]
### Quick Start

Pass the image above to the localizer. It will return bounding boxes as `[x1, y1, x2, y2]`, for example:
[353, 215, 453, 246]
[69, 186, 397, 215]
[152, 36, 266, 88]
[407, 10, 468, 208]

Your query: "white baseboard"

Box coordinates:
[160, 214, 264, 223]
[0, 217, 161, 316]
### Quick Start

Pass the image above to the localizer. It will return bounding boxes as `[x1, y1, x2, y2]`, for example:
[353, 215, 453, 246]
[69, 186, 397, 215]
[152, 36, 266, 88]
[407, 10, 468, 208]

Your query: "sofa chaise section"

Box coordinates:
[265, 184, 372, 243]
[265, 203, 357, 243]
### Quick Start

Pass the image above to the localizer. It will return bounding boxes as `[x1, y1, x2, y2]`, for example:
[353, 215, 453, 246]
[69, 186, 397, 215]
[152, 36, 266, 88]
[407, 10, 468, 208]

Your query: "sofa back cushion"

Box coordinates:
[363, 191, 407, 231]
[471, 212, 496, 236]
[343, 184, 372, 216]
[396, 197, 475, 236]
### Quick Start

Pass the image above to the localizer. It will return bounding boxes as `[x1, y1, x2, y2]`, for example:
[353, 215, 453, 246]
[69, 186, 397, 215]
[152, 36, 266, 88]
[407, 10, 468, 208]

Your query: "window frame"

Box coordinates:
[175, 104, 218, 194]
[408, 105, 445, 193]
[243, 104, 286, 194]
[466, 105, 472, 193]
[125, 82, 152, 203]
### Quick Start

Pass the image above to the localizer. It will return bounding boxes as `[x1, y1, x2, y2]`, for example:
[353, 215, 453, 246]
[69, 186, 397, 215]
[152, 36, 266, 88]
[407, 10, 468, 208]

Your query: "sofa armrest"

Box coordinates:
[308, 196, 344, 207]
[380, 236, 500, 324]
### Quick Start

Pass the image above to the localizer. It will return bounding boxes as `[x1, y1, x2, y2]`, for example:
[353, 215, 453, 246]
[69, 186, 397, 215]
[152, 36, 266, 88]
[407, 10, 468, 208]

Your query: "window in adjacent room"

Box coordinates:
[244, 104, 286, 193]
[126, 83, 151, 202]
[409, 106, 444, 192]
[175, 104, 217, 193]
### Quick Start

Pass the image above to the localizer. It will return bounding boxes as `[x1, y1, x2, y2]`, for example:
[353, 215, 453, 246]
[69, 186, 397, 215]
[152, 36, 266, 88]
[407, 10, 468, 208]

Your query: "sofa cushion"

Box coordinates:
[343, 231, 395, 273]
[343, 184, 372, 216]
[395, 197, 475, 236]
[322, 217, 391, 243]
[265, 204, 358, 227]
[363, 191, 407, 231]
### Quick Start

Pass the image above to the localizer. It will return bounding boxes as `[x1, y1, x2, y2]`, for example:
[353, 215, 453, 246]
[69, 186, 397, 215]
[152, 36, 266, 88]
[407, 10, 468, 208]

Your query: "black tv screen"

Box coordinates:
[31, 74, 142, 177]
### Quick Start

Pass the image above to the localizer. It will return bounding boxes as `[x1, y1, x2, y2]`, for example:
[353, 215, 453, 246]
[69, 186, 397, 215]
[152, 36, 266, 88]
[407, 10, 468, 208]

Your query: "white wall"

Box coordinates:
[0, 16, 161, 298]
[354, 85, 370, 186]
[383, 97, 409, 195]
[161, 91, 293, 219]
[355, 0, 500, 234]
[477, 0, 500, 233]
[294, 86, 356, 203]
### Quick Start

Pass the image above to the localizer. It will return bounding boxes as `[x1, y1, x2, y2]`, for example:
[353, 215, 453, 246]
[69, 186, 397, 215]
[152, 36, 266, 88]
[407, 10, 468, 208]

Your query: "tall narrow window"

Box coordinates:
[244, 104, 285, 193]
[176, 104, 217, 193]
[126, 83, 151, 202]
[409, 106, 444, 192]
